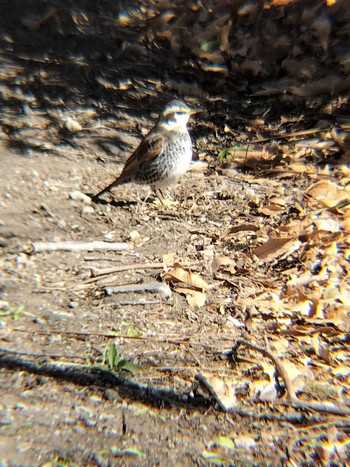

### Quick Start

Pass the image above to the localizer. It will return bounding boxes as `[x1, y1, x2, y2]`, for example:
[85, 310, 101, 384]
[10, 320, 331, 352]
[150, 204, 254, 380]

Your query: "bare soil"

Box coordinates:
[1, 1, 350, 466]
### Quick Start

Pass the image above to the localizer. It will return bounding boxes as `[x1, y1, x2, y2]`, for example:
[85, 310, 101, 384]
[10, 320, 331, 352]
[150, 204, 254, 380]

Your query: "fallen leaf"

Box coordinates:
[177, 287, 207, 309]
[220, 223, 259, 239]
[289, 162, 312, 173]
[254, 237, 302, 261]
[163, 264, 209, 290]
[211, 255, 236, 274]
[305, 180, 347, 208]
[258, 204, 285, 216]
[196, 372, 238, 411]
[313, 214, 341, 233]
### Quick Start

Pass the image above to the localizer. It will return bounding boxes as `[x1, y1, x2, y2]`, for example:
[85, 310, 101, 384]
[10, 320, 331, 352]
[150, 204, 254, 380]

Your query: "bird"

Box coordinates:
[92, 99, 197, 202]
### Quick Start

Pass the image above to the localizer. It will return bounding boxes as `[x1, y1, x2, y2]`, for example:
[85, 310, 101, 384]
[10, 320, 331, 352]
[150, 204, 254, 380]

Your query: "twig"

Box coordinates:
[182, 344, 203, 368]
[232, 339, 350, 416]
[232, 338, 297, 403]
[31, 241, 129, 253]
[279, 399, 350, 416]
[109, 300, 161, 307]
[84, 256, 132, 261]
[250, 127, 328, 144]
[88, 262, 165, 276]
[105, 281, 172, 298]
[87, 260, 202, 277]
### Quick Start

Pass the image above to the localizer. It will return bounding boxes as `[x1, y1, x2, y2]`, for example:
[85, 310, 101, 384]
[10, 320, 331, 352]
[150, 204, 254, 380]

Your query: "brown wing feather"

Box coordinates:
[92, 131, 165, 199]
[117, 131, 165, 183]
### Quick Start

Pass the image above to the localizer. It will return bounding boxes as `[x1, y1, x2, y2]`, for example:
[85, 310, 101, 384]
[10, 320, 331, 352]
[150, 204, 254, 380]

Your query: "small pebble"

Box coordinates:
[0, 301, 9, 311]
[82, 205, 95, 214]
[69, 190, 92, 204]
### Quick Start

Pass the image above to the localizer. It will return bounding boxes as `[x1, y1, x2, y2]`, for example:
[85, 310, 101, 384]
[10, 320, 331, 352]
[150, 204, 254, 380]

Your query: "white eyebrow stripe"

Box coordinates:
[164, 107, 190, 115]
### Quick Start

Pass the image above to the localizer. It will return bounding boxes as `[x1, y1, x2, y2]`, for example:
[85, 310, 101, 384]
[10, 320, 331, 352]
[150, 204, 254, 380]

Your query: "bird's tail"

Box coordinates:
[92, 179, 123, 201]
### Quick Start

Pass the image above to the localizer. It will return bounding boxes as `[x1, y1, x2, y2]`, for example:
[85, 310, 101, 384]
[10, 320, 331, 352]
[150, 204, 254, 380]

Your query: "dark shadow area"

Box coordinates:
[0, 0, 349, 167]
[0, 349, 212, 410]
[88, 194, 138, 207]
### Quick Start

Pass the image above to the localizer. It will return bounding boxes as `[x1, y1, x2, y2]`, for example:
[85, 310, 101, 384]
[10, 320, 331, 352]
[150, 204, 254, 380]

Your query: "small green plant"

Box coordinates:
[0, 304, 26, 321]
[49, 454, 78, 467]
[126, 325, 143, 338]
[13, 304, 26, 321]
[103, 342, 122, 371]
[90, 343, 143, 375]
[200, 37, 221, 53]
[217, 147, 233, 164]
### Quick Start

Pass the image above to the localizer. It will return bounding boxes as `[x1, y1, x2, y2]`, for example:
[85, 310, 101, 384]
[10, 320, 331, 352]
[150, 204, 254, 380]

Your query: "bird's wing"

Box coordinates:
[117, 131, 165, 182]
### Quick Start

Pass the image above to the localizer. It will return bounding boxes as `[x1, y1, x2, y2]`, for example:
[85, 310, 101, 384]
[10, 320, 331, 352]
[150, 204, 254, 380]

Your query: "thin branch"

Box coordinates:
[232, 338, 297, 403]
[250, 127, 327, 144]
[105, 281, 172, 298]
[280, 399, 350, 416]
[108, 300, 161, 307]
[87, 260, 203, 277]
[181, 344, 203, 368]
[31, 241, 129, 253]
[232, 338, 350, 416]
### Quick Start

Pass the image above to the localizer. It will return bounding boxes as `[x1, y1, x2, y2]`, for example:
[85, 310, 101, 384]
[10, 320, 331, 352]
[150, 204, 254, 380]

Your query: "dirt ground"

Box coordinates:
[1, 1, 350, 466]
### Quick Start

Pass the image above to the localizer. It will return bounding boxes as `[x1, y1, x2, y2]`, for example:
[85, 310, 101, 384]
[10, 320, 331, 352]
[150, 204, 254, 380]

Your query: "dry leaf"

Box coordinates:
[305, 180, 347, 208]
[163, 264, 209, 290]
[196, 372, 238, 411]
[220, 223, 259, 239]
[289, 162, 316, 174]
[226, 316, 245, 328]
[208, 436, 235, 450]
[271, 0, 294, 5]
[258, 204, 285, 216]
[248, 119, 265, 126]
[211, 255, 236, 274]
[254, 237, 302, 261]
[177, 287, 207, 309]
[198, 51, 226, 64]
[313, 214, 340, 233]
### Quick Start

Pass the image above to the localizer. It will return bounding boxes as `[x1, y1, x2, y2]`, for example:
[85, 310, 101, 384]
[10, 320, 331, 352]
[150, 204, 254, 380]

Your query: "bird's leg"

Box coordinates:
[144, 189, 154, 204]
[153, 188, 179, 209]
[155, 188, 166, 205]
[136, 188, 153, 214]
